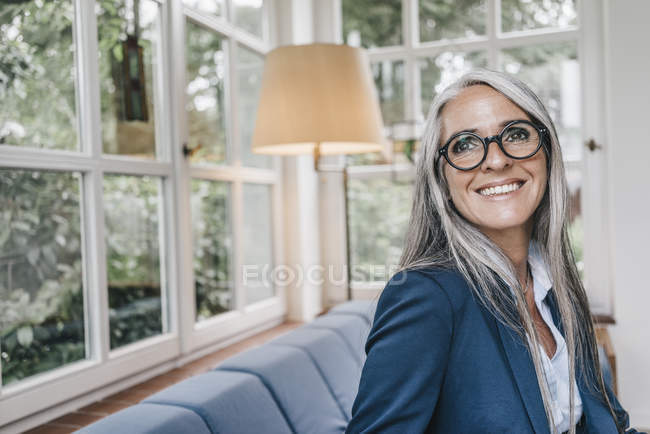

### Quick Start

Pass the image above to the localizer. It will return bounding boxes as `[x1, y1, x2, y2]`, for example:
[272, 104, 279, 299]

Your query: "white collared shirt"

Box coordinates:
[526, 240, 583, 433]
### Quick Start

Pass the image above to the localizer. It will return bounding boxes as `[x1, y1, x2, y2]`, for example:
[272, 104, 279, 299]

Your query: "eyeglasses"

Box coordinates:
[435, 119, 547, 171]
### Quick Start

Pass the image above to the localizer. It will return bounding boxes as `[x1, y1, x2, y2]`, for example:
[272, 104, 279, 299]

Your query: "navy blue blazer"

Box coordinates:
[346, 267, 642, 433]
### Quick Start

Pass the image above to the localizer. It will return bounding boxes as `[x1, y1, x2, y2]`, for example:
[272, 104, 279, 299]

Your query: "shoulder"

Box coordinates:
[380, 266, 473, 315]
[369, 266, 473, 340]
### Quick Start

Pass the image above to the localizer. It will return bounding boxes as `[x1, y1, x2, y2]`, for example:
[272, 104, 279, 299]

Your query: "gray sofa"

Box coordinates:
[76, 300, 377, 434]
[76, 299, 615, 433]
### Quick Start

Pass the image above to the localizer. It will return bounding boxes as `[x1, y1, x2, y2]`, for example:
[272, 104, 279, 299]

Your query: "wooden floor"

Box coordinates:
[25, 321, 303, 434]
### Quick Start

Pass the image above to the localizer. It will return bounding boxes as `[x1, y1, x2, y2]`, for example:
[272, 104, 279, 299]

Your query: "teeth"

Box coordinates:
[478, 182, 523, 197]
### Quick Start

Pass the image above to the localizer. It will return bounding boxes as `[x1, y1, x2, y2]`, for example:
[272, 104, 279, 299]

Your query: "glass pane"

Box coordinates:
[185, 20, 228, 164]
[0, 0, 78, 151]
[419, 0, 487, 42]
[191, 179, 233, 321]
[98, 0, 161, 158]
[237, 45, 270, 168]
[242, 183, 274, 304]
[500, 42, 581, 160]
[234, 0, 264, 39]
[342, 0, 402, 48]
[104, 175, 163, 349]
[372, 60, 405, 127]
[0, 170, 85, 385]
[419, 51, 488, 119]
[501, 0, 577, 33]
[183, 0, 225, 16]
[345, 60, 403, 166]
[347, 175, 413, 283]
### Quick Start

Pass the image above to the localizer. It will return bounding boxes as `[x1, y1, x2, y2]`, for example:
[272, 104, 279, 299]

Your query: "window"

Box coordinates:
[0, 0, 281, 427]
[0, 169, 85, 385]
[183, 8, 278, 334]
[341, 0, 594, 303]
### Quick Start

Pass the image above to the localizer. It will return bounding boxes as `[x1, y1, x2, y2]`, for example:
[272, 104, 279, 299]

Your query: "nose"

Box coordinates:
[480, 137, 512, 171]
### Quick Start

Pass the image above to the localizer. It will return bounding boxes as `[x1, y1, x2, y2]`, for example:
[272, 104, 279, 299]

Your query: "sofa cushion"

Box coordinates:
[143, 371, 292, 434]
[306, 314, 371, 365]
[215, 344, 347, 434]
[328, 300, 377, 326]
[269, 326, 363, 420]
[74, 402, 210, 434]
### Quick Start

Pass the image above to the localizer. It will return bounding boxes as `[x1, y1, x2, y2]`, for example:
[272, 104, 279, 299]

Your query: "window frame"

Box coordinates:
[0, 0, 285, 429]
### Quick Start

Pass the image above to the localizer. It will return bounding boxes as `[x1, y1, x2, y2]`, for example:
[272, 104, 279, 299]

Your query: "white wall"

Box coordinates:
[603, 0, 650, 427]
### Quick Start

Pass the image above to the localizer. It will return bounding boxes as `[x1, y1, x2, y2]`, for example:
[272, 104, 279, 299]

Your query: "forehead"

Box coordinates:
[440, 84, 531, 139]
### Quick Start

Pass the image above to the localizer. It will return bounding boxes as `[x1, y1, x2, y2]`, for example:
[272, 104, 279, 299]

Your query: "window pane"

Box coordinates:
[501, 0, 577, 33]
[419, 0, 486, 42]
[185, 21, 228, 164]
[345, 59, 403, 166]
[234, 0, 264, 39]
[0, 170, 85, 385]
[183, 0, 225, 16]
[419, 51, 487, 119]
[372, 60, 405, 127]
[500, 42, 581, 160]
[242, 183, 274, 304]
[0, 0, 78, 151]
[347, 175, 413, 283]
[97, 0, 161, 159]
[237, 45, 270, 168]
[191, 179, 233, 321]
[104, 175, 163, 349]
[342, 0, 402, 48]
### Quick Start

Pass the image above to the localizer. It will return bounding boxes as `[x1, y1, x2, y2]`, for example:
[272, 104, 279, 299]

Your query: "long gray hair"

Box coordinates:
[397, 68, 619, 434]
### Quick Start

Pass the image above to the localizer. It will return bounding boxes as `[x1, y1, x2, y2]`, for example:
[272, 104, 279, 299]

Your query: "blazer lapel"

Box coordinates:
[545, 291, 619, 433]
[490, 273, 550, 434]
[495, 315, 551, 434]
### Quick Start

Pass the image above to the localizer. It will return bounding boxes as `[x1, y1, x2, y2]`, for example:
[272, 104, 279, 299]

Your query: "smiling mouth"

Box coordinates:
[477, 181, 525, 197]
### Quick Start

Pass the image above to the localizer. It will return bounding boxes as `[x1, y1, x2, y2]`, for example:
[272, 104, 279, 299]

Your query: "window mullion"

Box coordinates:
[403, 0, 416, 125]
[75, 0, 110, 363]
[487, 0, 499, 69]
[75, 0, 103, 158]
[168, 2, 196, 354]
[83, 169, 111, 363]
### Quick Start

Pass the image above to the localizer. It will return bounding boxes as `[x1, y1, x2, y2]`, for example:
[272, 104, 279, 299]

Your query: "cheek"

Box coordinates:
[444, 169, 472, 202]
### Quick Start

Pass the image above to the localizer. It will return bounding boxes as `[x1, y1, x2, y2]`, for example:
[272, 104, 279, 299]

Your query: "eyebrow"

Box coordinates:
[445, 119, 524, 142]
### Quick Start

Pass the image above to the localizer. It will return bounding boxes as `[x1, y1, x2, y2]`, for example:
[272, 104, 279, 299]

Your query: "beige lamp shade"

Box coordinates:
[251, 43, 388, 156]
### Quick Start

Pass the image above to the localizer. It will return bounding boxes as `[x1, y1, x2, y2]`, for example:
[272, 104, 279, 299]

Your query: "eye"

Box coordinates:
[450, 134, 481, 155]
[504, 126, 531, 142]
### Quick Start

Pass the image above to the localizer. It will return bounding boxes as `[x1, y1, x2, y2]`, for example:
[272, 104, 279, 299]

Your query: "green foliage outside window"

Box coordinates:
[0, 0, 77, 150]
[347, 176, 413, 282]
[191, 180, 233, 321]
[0, 170, 85, 385]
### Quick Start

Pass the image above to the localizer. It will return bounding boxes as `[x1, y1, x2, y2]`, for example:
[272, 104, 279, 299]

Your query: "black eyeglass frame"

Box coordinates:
[435, 119, 548, 171]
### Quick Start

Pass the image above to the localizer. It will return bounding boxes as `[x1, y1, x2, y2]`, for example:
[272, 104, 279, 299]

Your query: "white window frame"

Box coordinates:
[0, 0, 286, 430]
[341, 0, 613, 316]
[174, 1, 286, 354]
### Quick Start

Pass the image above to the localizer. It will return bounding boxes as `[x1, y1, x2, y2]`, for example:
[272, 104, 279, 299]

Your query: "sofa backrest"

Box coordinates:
[306, 314, 371, 365]
[75, 402, 212, 434]
[215, 344, 349, 433]
[268, 326, 363, 420]
[76, 301, 376, 434]
[143, 370, 293, 433]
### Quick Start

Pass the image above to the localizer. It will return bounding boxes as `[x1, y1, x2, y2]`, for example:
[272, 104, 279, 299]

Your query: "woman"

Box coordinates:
[346, 69, 642, 434]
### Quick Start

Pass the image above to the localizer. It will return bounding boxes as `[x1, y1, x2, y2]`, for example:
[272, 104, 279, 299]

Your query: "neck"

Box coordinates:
[481, 222, 534, 305]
